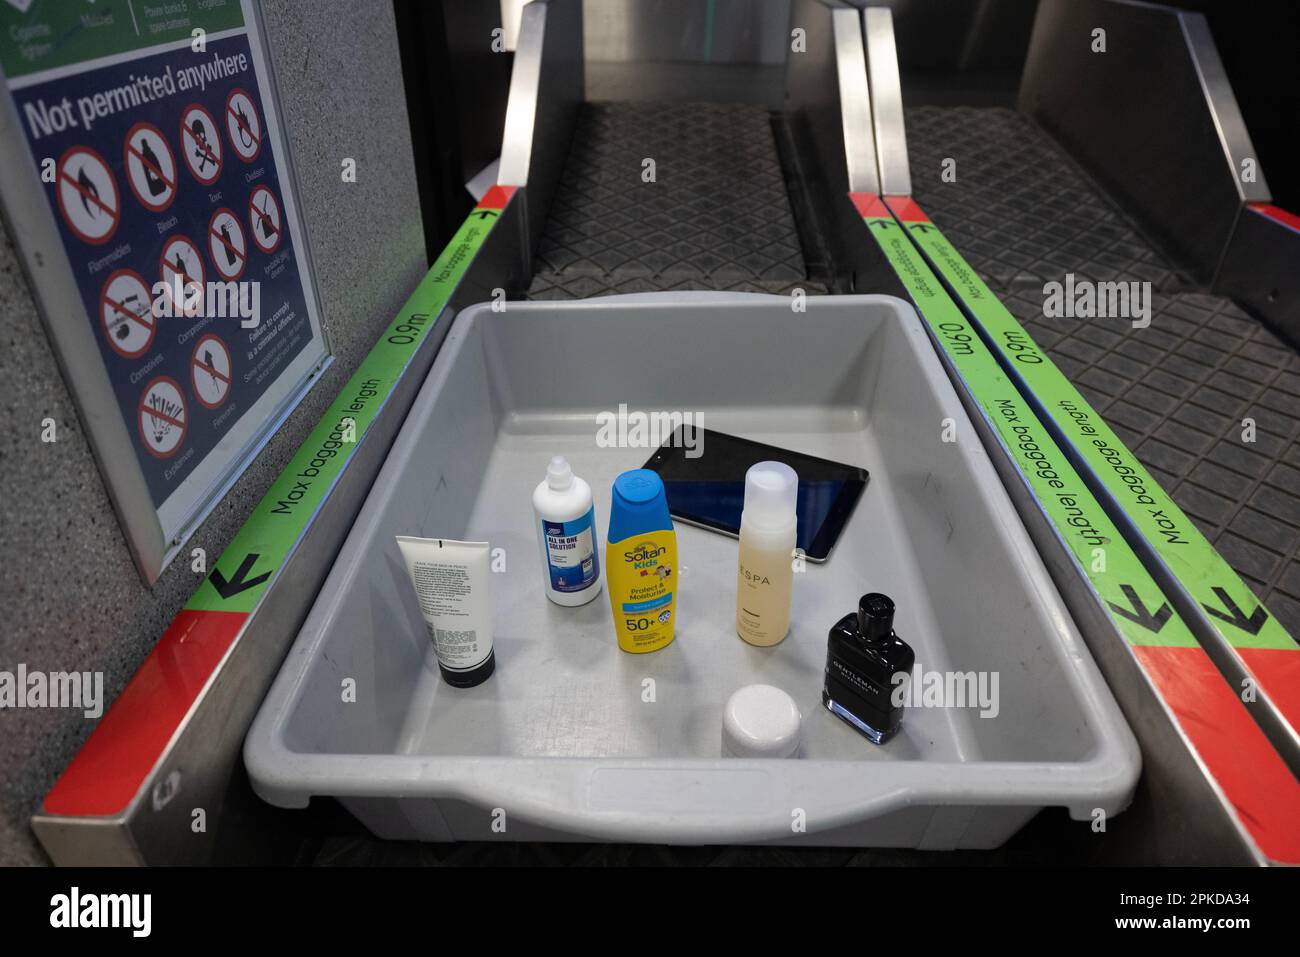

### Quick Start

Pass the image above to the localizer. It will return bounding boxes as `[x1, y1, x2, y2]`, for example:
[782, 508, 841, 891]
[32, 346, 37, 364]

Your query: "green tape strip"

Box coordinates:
[905, 220, 1292, 652]
[187, 206, 504, 614]
[860, 210, 1196, 648]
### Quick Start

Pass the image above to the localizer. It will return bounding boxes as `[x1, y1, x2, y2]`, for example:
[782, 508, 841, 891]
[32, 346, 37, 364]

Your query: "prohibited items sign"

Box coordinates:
[56, 145, 120, 244]
[100, 269, 156, 359]
[207, 207, 247, 280]
[191, 335, 232, 410]
[123, 121, 177, 213]
[180, 103, 223, 185]
[248, 185, 282, 253]
[138, 376, 188, 459]
[225, 88, 262, 163]
[159, 234, 205, 315]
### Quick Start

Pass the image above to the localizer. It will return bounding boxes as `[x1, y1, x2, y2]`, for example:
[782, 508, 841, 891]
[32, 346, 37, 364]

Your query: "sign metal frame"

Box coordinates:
[0, 0, 331, 583]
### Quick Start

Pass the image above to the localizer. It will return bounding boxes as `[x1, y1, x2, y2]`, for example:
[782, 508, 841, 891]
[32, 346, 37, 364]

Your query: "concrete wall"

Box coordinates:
[0, 1, 426, 865]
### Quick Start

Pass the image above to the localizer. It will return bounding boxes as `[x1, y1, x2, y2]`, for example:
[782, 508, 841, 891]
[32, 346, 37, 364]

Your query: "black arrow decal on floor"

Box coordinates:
[1107, 584, 1173, 633]
[210, 553, 272, 599]
[1202, 586, 1268, 635]
[869, 219, 894, 231]
[909, 223, 935, 233]
[473, 208, 498, 220]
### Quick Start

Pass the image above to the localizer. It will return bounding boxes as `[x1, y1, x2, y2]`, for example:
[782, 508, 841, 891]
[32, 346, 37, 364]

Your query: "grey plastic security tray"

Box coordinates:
[245, 292, 1139, 848]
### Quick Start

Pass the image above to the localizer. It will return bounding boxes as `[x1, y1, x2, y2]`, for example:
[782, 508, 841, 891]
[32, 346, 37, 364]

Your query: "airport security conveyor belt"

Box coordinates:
[527, 102, 827, 299]
[905, 105, 1300, 638]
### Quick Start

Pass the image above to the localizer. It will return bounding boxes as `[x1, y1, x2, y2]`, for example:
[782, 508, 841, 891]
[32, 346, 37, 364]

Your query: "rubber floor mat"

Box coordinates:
[908, 106, 1300, 636]
[527, 101, 825, 299]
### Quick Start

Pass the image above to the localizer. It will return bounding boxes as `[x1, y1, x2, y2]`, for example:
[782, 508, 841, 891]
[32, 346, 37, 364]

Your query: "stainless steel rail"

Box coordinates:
[498, 0, 584, 274]
[1018, 0, 1270, 283]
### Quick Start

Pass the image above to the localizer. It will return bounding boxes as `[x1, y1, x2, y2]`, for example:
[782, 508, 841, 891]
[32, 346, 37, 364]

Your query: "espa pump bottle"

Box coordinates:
[735, 461, 798, 646]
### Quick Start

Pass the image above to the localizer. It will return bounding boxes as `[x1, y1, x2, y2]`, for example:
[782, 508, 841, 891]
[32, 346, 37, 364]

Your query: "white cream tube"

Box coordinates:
[395, 536, 495, 687]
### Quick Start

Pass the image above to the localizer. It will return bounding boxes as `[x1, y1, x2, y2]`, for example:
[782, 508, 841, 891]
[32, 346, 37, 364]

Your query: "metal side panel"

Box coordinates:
[30, 193, 526, 865]
[1018, 0, 1269, 282]
[861, 6, 911, 197]
[1215, 203, 1300, 350]
[784, 0, 900, 295]
[498, 0, 584, 268]
[784, 0, 878, 197]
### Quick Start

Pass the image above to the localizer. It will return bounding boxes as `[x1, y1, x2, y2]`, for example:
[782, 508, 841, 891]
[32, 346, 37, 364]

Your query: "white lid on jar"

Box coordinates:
[722, 684, 802, 759]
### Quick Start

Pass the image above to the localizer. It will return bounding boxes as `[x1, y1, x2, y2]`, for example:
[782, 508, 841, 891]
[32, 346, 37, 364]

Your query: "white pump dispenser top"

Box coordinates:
[742, 461, 798, 530]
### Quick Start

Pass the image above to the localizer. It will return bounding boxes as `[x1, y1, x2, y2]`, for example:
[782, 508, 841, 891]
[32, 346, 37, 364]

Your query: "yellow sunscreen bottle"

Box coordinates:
[606, 469, 677, 653]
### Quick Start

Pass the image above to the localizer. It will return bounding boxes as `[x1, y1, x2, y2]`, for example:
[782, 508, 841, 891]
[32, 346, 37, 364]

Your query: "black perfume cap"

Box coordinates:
[857, 593, 895, 643]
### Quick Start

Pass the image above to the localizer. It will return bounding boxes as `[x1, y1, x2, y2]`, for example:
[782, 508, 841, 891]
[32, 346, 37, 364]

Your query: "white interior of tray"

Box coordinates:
[273, 295, 1101, 771]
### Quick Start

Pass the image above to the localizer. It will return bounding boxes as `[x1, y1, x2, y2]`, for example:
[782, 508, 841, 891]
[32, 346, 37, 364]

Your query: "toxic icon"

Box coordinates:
[191, 117, 214, 173]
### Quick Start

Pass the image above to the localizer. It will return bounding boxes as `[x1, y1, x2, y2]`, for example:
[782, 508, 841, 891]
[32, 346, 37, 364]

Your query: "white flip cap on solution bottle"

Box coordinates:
[546, 455, 573, 490]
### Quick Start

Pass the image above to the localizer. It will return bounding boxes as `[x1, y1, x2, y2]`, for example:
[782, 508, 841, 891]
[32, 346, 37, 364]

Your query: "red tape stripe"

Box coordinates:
[44, 610, 249, 816]
[850, 192, 890, 219]
[1133, 645, 1300, 862]
[884, 194, 929, 223]
[1248, 202, 1300, 233]
[477, 185, 514, 210]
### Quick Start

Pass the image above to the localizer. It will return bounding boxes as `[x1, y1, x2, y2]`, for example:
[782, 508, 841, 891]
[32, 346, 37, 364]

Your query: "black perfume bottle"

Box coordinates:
[822, 593, 915, 744]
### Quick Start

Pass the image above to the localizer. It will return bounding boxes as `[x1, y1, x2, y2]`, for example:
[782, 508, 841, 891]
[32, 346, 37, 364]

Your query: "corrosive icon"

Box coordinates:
[225, 88, 262, 162]
[248, 185, 282, 253]
[191, 334, 232, 409]
[56, 145, 119, 244]
[138, 377, 187, 458]
[123, 121, 176, 212]
[180, 104, 223, 185]
[100, 269, 156, 359]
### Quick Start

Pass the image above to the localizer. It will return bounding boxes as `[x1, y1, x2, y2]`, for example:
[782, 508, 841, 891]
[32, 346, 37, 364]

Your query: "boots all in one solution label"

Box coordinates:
[0, 1, 328, 580]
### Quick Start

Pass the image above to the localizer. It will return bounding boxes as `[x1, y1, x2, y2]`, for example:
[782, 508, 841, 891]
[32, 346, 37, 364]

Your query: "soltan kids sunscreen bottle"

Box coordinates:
[606, 469, 677, 653]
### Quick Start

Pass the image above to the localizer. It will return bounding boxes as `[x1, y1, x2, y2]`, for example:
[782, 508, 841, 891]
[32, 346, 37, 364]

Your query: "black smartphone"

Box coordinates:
[642, 427, 868, 562]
